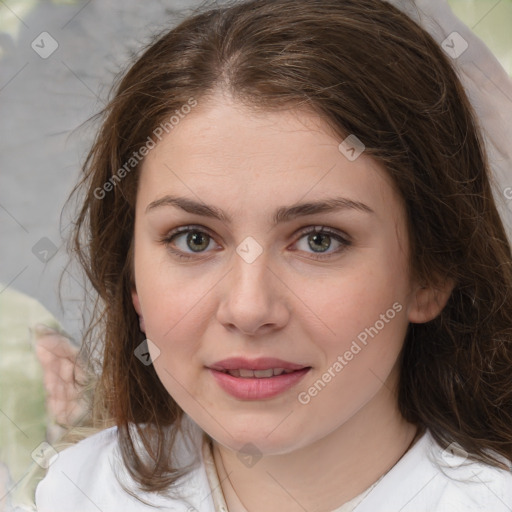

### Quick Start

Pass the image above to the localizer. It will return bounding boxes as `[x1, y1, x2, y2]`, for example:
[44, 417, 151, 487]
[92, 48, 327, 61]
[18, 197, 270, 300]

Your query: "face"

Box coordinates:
[131, 91, 443, 455]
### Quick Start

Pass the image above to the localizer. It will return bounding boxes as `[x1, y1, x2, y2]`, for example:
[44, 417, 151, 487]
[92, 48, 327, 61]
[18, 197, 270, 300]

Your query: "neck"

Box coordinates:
[212, 367, 419, 512]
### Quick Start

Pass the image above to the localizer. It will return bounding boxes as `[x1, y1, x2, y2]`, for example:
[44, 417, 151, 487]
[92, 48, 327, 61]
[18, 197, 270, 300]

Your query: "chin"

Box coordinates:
[206, 421, 306, 456]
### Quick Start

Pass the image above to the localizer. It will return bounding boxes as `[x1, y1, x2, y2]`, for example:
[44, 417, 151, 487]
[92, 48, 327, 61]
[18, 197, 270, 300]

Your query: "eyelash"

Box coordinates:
[160, 224, 351, 262]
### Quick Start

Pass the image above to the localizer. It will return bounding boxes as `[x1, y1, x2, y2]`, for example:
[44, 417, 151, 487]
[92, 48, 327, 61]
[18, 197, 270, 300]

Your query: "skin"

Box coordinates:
[131, 89, 453, 512]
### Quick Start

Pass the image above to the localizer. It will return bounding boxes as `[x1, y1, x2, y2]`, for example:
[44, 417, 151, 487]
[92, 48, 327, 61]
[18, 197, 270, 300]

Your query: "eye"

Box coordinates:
[161, 225, 218, 260]
[292, 225, 351, 260]
[160, 224, 351, 261]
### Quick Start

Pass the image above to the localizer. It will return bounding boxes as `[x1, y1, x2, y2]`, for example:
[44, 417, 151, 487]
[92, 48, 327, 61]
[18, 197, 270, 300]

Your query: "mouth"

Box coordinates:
[207, 364, 312, 400]
[208, 357, 310, 376]
[215, 368, 307, 378]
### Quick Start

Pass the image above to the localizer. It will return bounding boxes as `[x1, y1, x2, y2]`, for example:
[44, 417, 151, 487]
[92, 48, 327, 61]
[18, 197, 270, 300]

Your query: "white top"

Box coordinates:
[35, 414, 512, 512]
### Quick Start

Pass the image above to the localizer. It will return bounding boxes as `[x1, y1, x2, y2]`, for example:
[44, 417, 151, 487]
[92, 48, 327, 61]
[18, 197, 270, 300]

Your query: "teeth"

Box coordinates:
[224, 368, 297, 378]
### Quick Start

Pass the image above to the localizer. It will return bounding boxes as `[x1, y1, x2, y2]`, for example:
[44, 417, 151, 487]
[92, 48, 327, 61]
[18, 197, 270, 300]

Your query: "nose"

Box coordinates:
[215, 246, 290, 336]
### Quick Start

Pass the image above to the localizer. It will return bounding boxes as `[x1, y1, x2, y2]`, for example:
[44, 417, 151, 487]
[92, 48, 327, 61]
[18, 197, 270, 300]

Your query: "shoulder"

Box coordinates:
[35, 420, 215, 512]
[37, 425, 119, 482]
[428, 439, 512, 511]
[357, 430, 512, 511]
[35, 427, 126, 512]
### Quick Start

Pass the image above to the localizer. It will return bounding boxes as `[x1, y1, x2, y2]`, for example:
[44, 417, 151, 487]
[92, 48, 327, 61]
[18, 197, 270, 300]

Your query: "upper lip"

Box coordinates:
[208, 357, 309, 371]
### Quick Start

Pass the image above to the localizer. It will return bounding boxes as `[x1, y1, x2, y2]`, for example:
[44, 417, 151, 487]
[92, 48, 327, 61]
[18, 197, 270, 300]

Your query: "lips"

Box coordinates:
[208, 359, 312, 400]
[223, 368, 296, 378]
[208, 357, 309, 374]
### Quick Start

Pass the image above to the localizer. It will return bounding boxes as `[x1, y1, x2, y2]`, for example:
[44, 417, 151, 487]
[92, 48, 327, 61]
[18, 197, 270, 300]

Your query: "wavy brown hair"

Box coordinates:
[64, 0, 512, 497]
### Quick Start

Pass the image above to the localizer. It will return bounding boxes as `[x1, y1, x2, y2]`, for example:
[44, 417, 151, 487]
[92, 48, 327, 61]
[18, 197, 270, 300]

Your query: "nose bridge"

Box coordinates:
[216, 234, 287, 335]
[232, 234, 273, 299]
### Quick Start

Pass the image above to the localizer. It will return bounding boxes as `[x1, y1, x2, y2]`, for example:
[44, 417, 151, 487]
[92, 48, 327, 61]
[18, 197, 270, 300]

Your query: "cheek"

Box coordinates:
[135, 239, 212, 326]
[138, 274, 211, 407]
[133, 247, 212, 365]
[297, 273, 408, 425]
[304, 247, 410, 400]
[140, 282, 210, 360]
[311, 262, 408, 347]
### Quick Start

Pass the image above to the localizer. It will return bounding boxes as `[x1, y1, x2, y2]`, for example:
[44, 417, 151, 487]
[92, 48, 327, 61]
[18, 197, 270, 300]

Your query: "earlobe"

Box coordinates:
[131, 289, 146, 333]
[408, 279, 455, 324]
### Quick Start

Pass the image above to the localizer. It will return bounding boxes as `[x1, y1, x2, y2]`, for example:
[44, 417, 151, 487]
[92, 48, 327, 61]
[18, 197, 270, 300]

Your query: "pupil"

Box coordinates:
[309, 233, 330, 252]
[188, 231, 209, 252]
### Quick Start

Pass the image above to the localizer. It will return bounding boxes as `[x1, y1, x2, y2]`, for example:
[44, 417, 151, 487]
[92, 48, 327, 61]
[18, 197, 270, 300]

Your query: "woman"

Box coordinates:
[35, 1, 512, 510]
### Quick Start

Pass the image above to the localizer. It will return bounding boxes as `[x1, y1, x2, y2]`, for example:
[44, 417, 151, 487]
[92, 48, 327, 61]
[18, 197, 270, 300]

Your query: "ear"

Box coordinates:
[408, 278, 455, 324]
[131, 288, 146, 333]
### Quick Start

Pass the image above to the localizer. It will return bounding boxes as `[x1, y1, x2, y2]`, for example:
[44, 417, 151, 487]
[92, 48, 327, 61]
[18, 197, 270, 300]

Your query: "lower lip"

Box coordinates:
[208, 367, 311, 400]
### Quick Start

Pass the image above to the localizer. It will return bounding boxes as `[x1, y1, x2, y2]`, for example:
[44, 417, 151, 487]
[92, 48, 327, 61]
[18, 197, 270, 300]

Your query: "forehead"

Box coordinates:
[166, 97, 341, 162]
[138, 93, 402, 222]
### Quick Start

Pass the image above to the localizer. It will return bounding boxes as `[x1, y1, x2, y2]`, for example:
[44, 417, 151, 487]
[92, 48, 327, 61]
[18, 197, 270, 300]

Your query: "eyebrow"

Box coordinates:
[145, 194, 374, 224]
